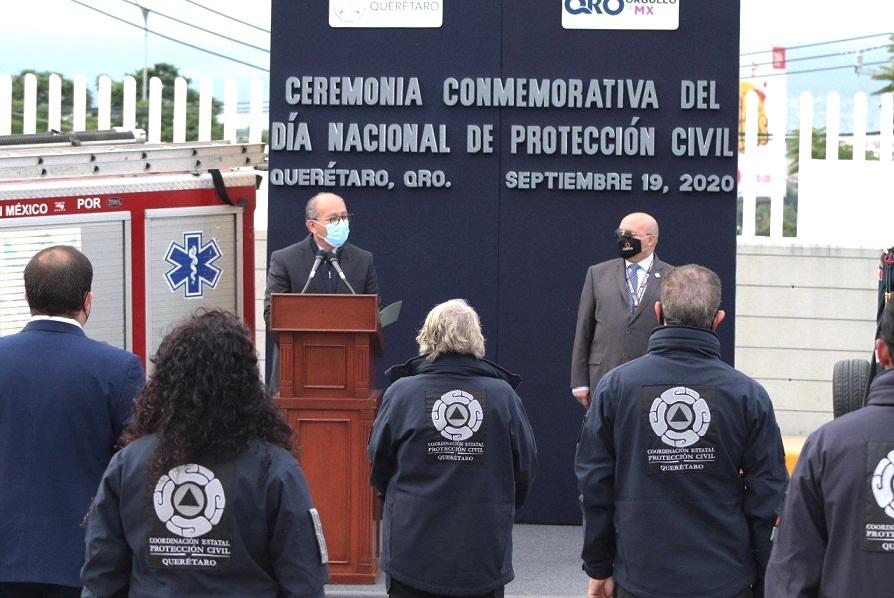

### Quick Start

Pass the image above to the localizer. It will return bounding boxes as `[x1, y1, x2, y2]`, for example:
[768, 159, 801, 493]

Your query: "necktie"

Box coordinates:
[627, 263, 639, 315]
[327, 261, 338, 293]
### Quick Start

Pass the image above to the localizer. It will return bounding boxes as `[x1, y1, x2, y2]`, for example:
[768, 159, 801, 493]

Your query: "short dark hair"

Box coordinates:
[23, 245, 92, 317]
[880, 300, 894, 349]
[660, 264, 721, 330]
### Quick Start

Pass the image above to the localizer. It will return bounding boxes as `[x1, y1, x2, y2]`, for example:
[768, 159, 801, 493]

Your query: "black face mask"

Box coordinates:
[617, 235, 641, 259]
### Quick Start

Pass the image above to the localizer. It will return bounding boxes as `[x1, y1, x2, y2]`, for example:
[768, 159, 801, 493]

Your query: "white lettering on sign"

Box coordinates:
[76, 197, 101, 209]
[5, 203, 49, 217]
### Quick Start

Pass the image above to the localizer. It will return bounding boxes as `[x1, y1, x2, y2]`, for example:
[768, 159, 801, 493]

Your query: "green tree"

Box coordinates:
[8, 70, 96, 134]
[785, 128, 877, 175]
[871, 34, 894, 94]
[110, 62, 223, 141]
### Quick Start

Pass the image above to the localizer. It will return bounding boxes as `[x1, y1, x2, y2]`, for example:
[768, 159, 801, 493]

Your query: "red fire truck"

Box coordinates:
[0, 130, 265, 365]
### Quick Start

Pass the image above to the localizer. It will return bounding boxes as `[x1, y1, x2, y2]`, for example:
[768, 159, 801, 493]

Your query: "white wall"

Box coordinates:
[735, 241, 879, 435]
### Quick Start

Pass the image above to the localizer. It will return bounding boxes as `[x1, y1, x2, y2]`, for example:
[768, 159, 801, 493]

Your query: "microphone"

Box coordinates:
[326, 252, 356, 294]
[300, 251, 325, 293]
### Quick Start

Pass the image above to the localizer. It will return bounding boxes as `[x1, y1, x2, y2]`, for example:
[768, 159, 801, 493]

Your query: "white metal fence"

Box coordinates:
[0, 73, 266, 143]
[740, 89, 894, 247]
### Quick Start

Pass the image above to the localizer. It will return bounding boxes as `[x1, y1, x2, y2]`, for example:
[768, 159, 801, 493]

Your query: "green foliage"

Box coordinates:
[110, 63, 223, 141]
[872, 34, 894, 95]
[785, 128, 879, 175]
[6, 64, 222, 141]
[736, 192, 798, 238]
[8, 70, 97, 134]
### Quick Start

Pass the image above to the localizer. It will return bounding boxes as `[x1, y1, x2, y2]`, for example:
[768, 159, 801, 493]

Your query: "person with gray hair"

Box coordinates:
[368, 299, 538, 598]
[576, 264, 787, 598]
[657, 263, 721, 329]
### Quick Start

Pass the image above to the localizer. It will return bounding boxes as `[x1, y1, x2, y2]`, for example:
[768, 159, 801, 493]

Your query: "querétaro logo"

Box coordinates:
[872, 450, 894, 519]
[153, 464, 226, 538]
[164, 232, 222, 298]
[649, 386, 711, 448]
[431, 389, 484, 441]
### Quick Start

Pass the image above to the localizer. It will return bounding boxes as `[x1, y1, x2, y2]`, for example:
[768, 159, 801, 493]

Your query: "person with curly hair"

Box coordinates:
[81, 310, 328, 597]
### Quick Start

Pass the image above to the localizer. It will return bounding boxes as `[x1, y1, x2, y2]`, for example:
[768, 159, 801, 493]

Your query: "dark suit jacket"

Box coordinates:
[0, 319, 144, 587]
[570, 256, 673, 392]
[263, 235, 378, 392]
[263, 235, 378, 326]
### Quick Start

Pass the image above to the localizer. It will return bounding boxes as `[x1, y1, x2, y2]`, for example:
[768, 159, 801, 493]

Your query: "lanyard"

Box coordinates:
[625, 261, 653, 309]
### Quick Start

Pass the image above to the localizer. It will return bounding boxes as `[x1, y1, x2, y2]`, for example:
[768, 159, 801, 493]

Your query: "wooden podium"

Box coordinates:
[270, 293, 381, 584]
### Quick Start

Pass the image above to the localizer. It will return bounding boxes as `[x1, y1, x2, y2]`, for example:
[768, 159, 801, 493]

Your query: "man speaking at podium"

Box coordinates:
[264, 192, 378, 391]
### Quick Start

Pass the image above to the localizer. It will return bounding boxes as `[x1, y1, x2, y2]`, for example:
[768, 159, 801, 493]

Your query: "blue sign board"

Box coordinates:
[269, 1, 740, 523]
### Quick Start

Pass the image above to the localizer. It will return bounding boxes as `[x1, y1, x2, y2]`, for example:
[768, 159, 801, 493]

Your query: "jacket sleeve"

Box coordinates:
[571, 266, 596, 388]
[264, 250, 291, 327]
[363, 254, 379, 295]
[741, 388, 790, 597]
[111, 355, 145, 442]
[574, 379, 617, 579]
[268, 457, 329, 598]
[764, 434, 826, 598]
[81, 454, 131, 598]
[368, 387, 398, 496]
[510, 391, 538, 509]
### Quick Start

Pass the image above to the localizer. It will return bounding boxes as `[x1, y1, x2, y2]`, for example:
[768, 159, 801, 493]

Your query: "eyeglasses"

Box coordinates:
[313, 213, 353, 225]
[615, 229, 654, 240]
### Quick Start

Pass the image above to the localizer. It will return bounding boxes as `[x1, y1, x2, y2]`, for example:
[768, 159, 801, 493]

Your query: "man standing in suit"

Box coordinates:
[571, 212, 672, 408]
[264, 192, 378, 390]
[0, 245, 144, 597]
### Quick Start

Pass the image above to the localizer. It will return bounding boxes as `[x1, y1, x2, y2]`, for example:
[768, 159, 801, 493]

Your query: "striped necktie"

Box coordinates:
[627, 263, 639, 315]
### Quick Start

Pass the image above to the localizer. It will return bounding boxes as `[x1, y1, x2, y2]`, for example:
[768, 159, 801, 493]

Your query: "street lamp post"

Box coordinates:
[140, 5, 150, 102]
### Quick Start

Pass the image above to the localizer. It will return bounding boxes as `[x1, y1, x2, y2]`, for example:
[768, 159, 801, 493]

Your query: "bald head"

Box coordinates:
[305, 192, 349, 251]
[617, 212, 659, 261]
[305, 192, 346, 220]
[24, 245, 93, 318]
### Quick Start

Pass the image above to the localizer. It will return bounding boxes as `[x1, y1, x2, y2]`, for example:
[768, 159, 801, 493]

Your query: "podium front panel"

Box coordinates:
[284, 400, 380, 583]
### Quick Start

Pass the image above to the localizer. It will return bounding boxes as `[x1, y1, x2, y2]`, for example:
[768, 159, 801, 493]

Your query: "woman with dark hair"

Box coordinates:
[81, 310, 328, 597]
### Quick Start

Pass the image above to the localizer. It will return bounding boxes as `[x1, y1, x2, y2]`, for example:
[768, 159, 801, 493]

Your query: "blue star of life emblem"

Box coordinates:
[164, 232, 222, 298]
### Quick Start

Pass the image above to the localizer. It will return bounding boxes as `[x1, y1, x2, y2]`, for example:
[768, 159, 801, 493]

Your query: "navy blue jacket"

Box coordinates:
[576, 325, 788, 598]
[765, 367, 894, 597]
[368, 353, 538, 596]
[81, 435, 328, 597]
[0, 319, 144, 588]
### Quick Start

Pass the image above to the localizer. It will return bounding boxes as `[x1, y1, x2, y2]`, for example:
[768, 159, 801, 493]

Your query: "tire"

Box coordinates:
[832, 359, 872, 418]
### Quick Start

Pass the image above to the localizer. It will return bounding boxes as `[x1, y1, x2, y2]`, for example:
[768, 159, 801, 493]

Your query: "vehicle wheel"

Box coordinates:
[832, 359, 872, 418]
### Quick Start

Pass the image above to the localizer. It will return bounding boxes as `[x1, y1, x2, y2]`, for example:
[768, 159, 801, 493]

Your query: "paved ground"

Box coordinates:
[326, 523, 586, 598]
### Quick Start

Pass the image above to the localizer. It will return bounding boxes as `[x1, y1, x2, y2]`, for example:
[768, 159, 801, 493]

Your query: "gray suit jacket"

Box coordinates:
[570, 256, 673, 392]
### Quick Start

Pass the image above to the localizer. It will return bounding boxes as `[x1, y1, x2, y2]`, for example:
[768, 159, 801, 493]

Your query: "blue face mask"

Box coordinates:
[323, 219, 350, 248]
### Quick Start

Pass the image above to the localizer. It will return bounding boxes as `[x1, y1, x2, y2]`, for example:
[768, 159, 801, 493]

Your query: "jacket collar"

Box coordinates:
[647, 324, 721, 359]
[23, 318, 87, 337]
[866, 368, 894, 406]
[302, 234, 347, 258]
[386, 353, 522, 389]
